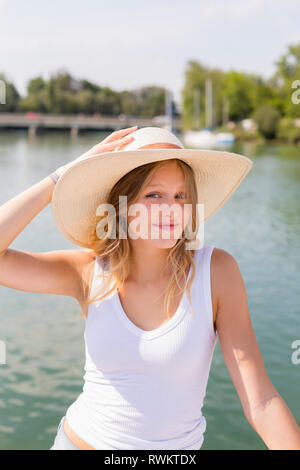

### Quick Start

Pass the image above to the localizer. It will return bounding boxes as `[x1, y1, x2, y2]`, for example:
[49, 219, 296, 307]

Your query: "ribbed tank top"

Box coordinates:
[65, 244, 218, 450]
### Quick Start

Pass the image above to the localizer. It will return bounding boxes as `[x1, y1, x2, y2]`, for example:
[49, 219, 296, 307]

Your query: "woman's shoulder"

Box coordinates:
[210, 246, 241, 289]
[210, 246, 240, 273]
[210, 247, 244, 326]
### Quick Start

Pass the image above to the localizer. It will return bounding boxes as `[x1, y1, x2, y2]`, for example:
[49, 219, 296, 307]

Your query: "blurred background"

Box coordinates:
[0, 0, 299, 450]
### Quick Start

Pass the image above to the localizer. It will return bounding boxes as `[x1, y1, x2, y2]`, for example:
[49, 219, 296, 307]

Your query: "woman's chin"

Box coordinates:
[148, 238, 179, 249]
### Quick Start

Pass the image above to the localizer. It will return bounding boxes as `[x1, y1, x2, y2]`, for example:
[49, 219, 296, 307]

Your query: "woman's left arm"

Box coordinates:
[212, 248, 300, 450]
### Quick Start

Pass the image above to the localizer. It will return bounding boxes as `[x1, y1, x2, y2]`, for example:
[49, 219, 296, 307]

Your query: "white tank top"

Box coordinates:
[66, 244, 218, 450]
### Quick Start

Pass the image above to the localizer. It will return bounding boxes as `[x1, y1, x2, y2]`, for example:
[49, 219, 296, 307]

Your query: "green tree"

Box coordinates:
[252, 104, 281, 139]
[135, 86, 165, 117]
[43, 71, 81, 114]
[119, 90, 139, 116]
[221, 71, 255, 121]
[272, 43, 300, 117]
[75, 89, 95, 114]
[19, 76, 47, 112]
[94, 87, 121, 115]
[277, 117, 300, 144]
[81, 79, 101, 94]
[27, 76, 45, 95]
[181, 61, 224, 129]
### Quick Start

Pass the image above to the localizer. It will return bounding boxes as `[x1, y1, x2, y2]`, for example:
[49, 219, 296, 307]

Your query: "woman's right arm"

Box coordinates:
[0, 176, 55, 256]
[0, 126, 137, 305]
[0, 176, 92, 302]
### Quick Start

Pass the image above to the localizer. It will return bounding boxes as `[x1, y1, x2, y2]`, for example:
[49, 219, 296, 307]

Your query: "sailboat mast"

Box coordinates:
[165, 88, 173, 132]
[205, 78, 213, 129]
[222, 97, 229, 127]
[193, 88, 201, 130]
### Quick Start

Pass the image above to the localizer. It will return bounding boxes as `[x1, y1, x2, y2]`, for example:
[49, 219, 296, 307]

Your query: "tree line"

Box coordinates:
[181, 43, 300, 143]
[0, 43, 300, 142]
[0, 73, 177, 119]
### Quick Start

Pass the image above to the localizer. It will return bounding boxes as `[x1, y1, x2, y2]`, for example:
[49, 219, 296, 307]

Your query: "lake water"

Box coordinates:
[0, 130, 299, 450]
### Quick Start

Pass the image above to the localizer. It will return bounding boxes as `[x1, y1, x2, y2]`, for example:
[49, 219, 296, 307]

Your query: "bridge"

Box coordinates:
[0, 113, 182, 137]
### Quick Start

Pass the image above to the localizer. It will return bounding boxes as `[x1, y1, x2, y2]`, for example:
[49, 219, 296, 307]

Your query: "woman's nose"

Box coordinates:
[158, 201, 183, 218]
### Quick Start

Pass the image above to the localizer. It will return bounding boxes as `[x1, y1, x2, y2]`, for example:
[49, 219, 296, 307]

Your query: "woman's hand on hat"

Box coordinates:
[49, 126, 138, 184]
[87, 126, 138, 154]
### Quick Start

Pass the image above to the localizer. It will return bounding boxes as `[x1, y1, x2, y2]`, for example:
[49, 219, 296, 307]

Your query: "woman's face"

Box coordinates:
[127, 144, 192, 250]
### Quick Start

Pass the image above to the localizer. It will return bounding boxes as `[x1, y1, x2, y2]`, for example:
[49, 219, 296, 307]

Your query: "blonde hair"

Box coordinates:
[79, 158, 201, 320]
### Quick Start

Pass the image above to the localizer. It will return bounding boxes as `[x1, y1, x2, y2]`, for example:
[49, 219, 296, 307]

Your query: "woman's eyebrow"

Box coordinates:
[146, 183, 186, 189]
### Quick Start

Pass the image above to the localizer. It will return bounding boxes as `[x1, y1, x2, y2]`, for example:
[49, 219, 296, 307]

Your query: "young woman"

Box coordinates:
[0, 126, 299, 450]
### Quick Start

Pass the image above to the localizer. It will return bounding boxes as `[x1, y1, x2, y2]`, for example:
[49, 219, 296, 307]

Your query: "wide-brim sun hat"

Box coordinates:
[51, 126, 253, 249]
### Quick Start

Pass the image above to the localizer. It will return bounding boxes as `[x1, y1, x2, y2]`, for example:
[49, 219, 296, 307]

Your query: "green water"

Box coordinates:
[0, 131, 299, 450]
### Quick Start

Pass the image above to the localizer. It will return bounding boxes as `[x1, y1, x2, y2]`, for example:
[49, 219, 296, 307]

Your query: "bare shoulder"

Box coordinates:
[210, 247, 243, 328]
[0, 246, 97, 311]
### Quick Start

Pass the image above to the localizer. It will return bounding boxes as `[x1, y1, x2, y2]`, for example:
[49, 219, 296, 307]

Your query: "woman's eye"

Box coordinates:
[145, 192, 187, 199]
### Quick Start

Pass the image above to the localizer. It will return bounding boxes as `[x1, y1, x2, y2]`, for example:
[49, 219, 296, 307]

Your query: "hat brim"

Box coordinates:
[51, 148, 253, 248]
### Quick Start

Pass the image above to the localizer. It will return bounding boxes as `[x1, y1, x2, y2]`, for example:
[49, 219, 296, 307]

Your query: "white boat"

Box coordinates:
[182, 79, 235, 148]
[183, 129, 217, 147]
[216, 132, 235, 145]
[183, 128, 235, 149]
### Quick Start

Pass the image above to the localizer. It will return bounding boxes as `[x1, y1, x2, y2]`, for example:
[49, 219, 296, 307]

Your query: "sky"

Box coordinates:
[0, 0, 299, 109]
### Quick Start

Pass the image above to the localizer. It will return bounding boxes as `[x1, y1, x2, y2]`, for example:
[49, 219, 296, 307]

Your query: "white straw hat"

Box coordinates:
[51, 126, 253, 248]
